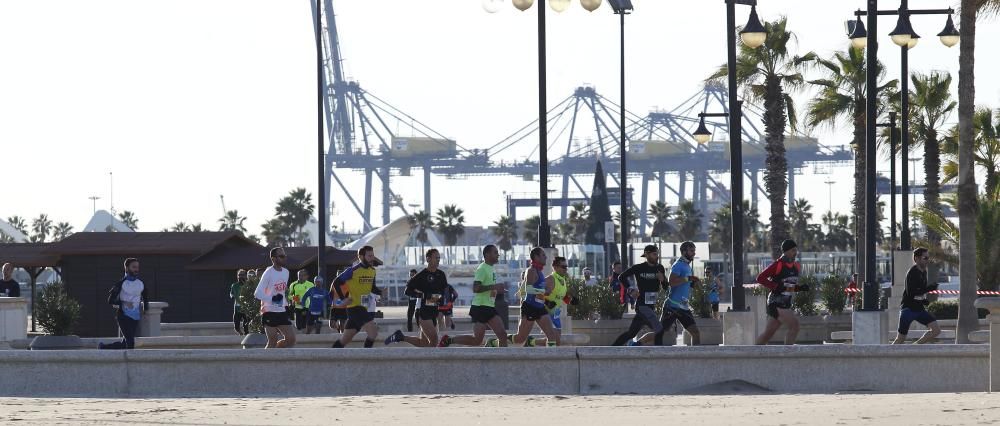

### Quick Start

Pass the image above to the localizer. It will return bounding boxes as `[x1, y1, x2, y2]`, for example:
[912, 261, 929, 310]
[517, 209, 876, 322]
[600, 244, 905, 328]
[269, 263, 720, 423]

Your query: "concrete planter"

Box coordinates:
[241, 333, 267, 349]
[29, 335, 83, 350]
[570, 318, 632, 346]
[683, 317, 722, 346]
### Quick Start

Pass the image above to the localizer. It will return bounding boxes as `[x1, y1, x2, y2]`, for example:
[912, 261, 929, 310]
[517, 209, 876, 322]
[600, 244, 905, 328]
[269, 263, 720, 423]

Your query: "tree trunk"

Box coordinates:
[852, 100, 867, 278]
[763, 77, 789, 258]
[924, 128, 942, 245]
[955, 0, 979, 344]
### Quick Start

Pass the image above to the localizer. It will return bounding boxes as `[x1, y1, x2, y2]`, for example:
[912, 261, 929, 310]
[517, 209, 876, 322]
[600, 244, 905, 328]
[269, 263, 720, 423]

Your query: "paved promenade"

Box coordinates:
[1, 393, 997, 425]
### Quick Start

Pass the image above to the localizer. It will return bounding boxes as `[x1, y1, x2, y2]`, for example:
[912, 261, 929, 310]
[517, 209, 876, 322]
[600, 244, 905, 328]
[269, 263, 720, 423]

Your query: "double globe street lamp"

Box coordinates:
[483, 0, 632, 263]
[691, 1, 767, 313]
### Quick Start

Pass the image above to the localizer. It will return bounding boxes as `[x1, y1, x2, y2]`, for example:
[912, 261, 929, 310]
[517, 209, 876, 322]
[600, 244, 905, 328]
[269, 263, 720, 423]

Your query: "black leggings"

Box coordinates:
[102, 312, 139, 349]
[611, 305, 663, 346]
[233, 308, 250, 335]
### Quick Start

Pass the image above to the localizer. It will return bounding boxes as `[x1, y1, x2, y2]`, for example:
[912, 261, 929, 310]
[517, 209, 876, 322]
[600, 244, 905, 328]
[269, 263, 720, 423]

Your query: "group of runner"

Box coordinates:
[248, 237, 940, 349]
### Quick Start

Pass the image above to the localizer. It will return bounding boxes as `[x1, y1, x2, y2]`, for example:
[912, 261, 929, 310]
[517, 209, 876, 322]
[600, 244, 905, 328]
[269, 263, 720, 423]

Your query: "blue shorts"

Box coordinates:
[898, 308, 936, 335]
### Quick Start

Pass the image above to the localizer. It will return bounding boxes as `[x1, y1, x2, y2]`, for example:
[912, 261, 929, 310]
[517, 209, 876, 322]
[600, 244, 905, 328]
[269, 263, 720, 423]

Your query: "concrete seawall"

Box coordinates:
[0, 345, 987, 397]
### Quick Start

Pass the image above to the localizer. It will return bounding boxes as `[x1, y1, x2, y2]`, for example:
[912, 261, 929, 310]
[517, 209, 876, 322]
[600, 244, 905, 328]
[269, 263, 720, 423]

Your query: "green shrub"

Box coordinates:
[793, 275, 819, 316]
[237, 277, 263, 334]
[819, 275, 848, 315]
[689, 278, 712, 318]
[35, 282, 81, 336]
[926, 300, 989, 320]
[567, 278, 624, 320]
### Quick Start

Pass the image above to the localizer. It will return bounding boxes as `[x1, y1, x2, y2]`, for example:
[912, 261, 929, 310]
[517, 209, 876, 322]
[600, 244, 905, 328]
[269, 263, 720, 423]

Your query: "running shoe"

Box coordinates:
[524, 336, 536, 347]
[627, 339, 642, 347]
[384, 329, 404, 345]
[485, 338, 499, 347]
[438, 334, 451, 347]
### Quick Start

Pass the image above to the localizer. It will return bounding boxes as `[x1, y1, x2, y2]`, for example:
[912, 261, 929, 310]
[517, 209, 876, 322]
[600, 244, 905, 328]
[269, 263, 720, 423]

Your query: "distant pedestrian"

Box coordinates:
[302, 276, 333, 335]
[329, 271, 348, 333]
[609, 261, 628, 312]
[706, 268, 723, 320]
[437, 282, 458, 332]
[254, 247, 296, 349]
[99, 258, 148, 350]
[847, 273, 859, 308]
[229, 269, 250, 335]
[583, 267, 597, 286]
[1, 263, 20, 297]
[289, 270, 315, 331]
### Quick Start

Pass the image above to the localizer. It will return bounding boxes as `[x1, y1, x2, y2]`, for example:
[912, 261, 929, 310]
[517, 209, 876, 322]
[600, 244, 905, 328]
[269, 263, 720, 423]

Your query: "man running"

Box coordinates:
[229, 269, 250, 335]
[253, 247, 296, 348]
[893, 248, 942, 344]
[755, 239, 807, 345]
[289, 270, 315, 331]
[439, 245, 509, 348]
[405, 268, 419, 332]
[651, 241, 702, 346]
[330, 246, 382, 348]
[385, 249, 448, 347]
[301, 276, 332, 335]
[611, 245, 666, 346]
[437, 282, 458, 331]
[534, 256, 574, 347]
[510, 247, 560, 347]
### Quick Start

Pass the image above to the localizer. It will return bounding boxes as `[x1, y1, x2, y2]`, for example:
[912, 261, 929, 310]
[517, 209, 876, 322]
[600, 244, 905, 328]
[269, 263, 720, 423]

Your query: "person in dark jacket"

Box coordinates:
[100, 258, 148, 350]
[892, 248, 942, 344]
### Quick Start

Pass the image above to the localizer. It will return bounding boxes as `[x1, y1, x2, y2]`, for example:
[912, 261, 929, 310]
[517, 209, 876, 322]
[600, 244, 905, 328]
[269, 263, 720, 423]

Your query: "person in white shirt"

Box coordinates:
[99, 257, 149, 350]
[583, 267, 598, 287]
[254, 247, 296, 348]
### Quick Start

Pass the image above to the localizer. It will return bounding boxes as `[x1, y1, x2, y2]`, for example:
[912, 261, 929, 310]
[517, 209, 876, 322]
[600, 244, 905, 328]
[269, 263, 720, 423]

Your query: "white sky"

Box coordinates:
[1, 0, 998, 237]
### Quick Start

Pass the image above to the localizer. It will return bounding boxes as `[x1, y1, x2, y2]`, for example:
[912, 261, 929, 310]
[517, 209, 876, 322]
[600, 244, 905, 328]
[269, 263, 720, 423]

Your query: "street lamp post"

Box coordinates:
[313, 0, 327, 280]
[723, 0, 767, 312]
[609, 0, 633, 265]
[876, 112, 898, 284]
[848, 0, 958, 310]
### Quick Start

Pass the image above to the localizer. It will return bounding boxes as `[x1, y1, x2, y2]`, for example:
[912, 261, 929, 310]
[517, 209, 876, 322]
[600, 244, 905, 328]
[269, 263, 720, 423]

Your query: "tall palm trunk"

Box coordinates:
[955, 0, 978, 344]
[924, 128, 942, 244]
[764, 76, 789, 257]
[852, 98, 866, 274]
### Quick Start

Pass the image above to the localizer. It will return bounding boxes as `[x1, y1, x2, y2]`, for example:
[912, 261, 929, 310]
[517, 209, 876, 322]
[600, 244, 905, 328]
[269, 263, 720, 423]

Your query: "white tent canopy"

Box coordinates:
[341, 216, 441, 265]
[83, 210, 134, 233]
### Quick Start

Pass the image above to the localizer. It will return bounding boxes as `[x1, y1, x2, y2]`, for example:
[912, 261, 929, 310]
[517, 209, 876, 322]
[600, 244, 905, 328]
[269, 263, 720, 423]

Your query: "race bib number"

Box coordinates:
[424, 293, 442, 307]
[644, 292, 658, 305]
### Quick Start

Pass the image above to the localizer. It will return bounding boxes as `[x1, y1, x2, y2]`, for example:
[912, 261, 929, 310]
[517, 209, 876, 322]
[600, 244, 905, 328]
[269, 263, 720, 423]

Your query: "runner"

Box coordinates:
[229, 269, 250, 335]
[289, 270, 315, 331]
[755, 239, 807, 345]
[892, 248, 942, 344]
[509, 247, 560, 347]
[330, 246, 382, 349]
[405, 269, 419, 332]
[301, 276, 332, 335]
[706, 267, 724, 320]
[440, 245, 509, 348]
[648, 241, 702, 346]
[534, 256, 575, 347]
[253, 247, 296, 349]
[384, 249, 448, 348]
[328, 270, 348, 333]
[611, 245, 666, 346]
[437, 282, 458, 331]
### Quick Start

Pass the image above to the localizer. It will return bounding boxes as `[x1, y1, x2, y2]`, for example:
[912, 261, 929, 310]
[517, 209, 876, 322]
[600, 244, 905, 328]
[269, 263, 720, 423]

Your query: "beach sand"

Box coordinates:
[1, 393, 998, 425]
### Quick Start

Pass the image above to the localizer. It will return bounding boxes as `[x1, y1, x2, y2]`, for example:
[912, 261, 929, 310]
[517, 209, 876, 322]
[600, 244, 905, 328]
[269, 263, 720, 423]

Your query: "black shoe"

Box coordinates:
[385, 330, 404, 345]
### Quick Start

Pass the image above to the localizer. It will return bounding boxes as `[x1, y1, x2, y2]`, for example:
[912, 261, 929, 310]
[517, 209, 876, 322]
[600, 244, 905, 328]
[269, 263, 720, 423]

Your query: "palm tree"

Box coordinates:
[567, 203, 590, 241]
[672, 200, 702, 242]
[710, 200, 763, 271]
[522, 215, 540, 245]
[788, 198, 821, 251]
[647, 201, 673, 240]
[0, 232, 14, 243]
[553, 222, 576, 245]
[51, 222, 74, 242]
[613, 206, 638, 241]
[915, 192, 1000, 292]
[275, 188, 315, 246]
[218, 210, 248, 233]
[261, 218, 292, 246]
[187, 223, 204, 232]
[407, 210, 433, 247]
[434, 204, 465, 246]
[171, 222, 189, 232]
[117, 210, 139, 231]
[30, 214, 52, 243]
[710, 17, 803, 257]
[801, 45, 896, 264]
[942, 107, 1000, 196]
[492, 215, 517, 257]
[909, 71, 956, 246]
[6, 216, 27, 236]
[956, 0, 1000, 344]
[819, 212, 853, 252]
